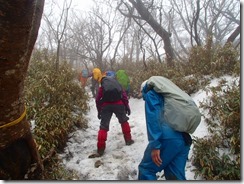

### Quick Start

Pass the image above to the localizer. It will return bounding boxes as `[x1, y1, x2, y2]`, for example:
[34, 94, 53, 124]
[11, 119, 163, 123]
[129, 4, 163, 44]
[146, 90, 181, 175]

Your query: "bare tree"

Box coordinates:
[133, 17, 162, 63]
[36, 0, 239, 67]
[0, 0, 44, 179]
[43, 0, 72, 71]
[225, 25, 240, 46]
[168, 0, 202, 47]
[109, 16, 131, 69]
[117, 0, 175, 65]
[70, 2, 117, 70]
[163, 0, 240, 59]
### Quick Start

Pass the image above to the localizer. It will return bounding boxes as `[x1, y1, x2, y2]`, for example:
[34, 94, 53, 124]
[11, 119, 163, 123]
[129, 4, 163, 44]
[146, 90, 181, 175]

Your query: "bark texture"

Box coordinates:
[0, 0, 45, 179]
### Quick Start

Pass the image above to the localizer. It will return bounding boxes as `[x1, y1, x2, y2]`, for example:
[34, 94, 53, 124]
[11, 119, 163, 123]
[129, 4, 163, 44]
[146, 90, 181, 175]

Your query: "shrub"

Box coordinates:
[24, 54, 89, 179]
[186, 44, 239, 77]
[191, 77, 240, 180]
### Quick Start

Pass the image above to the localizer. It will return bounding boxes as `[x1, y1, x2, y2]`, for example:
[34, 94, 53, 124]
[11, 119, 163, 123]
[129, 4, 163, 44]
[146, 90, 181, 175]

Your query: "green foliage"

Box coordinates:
[192, 136, 240, 180]
[186, 44, 239, 77]
[191, 78, 240, 180]
[24, 52, 89, 179]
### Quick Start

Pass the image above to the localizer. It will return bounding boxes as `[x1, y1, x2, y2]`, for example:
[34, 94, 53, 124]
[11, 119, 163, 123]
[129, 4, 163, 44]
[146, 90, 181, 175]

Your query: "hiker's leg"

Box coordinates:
[121, 122, 134, 145]
[97, 129, 107, 156]
[138, 139, 187, 180]
[138, 144, 161, 180]
[100, 106, 113, 130]
[97, 106, 112, 155]
[164, 142, 190, 180]
[113, 105, 133, 145]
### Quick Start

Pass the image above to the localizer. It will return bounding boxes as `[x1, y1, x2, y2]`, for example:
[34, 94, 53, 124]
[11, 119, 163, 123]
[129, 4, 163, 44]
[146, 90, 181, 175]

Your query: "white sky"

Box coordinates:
[48, 0, 94, 12]
[58, 75, 240, 181]
[42, 0, 95, 18]
[69, 0, 94, 12]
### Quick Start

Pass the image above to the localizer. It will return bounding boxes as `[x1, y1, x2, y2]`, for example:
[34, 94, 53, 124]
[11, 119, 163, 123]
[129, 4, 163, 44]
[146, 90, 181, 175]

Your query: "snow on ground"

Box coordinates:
[59, 75, 239, 181]
[60, 95, 147, 180]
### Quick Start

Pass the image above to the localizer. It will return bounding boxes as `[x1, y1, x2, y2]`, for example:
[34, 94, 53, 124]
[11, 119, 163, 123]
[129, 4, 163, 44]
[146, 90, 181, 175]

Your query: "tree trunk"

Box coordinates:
[0, 0, 45, 179]
[225, 25, 240, 45]
[128, 0, 175, 65]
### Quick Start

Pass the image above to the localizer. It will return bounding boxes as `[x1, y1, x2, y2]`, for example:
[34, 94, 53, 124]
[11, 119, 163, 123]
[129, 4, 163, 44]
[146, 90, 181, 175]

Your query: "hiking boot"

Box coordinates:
[97, 149, 104, 156]
[88, 153, 102, 158]
[126, 140, 134, 145]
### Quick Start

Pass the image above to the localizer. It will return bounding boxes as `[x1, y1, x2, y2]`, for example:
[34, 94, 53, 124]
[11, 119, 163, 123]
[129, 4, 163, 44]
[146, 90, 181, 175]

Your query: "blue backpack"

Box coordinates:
[81, 69, 89, 78]
[106, 70, 116, 78]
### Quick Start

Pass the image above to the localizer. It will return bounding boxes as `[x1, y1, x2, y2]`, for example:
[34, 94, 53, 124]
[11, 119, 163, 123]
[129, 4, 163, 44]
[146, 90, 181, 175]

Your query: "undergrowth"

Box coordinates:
[191, 78, 240, 179]
[24, 43, 240, 180]
[24, 52, 89, 179]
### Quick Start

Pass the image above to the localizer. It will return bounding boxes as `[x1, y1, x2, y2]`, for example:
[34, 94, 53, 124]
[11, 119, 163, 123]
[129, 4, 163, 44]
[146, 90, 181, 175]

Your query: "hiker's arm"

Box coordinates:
[144, 90, 163, 149]
[95, 87, 103, 112]
[121, 90, 129, 106]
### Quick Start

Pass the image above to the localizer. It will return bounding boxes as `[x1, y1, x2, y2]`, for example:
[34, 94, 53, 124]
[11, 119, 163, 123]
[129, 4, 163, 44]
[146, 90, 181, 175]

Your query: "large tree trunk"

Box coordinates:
[0, 0, 45, 179]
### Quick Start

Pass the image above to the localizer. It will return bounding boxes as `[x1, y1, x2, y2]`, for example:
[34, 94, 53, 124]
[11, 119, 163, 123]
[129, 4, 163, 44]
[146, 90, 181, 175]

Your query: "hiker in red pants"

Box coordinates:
[93, 76, 134, 157]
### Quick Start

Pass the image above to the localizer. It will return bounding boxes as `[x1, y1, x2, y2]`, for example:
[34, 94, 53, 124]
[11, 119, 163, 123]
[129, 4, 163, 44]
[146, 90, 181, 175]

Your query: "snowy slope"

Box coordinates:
[59, 76, 238, 180]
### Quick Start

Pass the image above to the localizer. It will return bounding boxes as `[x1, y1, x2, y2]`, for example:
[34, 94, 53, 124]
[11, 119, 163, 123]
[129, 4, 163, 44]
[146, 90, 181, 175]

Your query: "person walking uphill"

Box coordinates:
[116, 69, 130, 97]
[78, 69, 89, 87]
[138, 76, 200, 180]
[89, 76, 134, 158]
[91, 67, 103, 98]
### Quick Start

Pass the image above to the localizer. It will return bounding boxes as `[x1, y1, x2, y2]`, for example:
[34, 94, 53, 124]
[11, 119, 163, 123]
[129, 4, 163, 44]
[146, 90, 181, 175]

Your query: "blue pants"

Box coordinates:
[138, 139, 190, 180]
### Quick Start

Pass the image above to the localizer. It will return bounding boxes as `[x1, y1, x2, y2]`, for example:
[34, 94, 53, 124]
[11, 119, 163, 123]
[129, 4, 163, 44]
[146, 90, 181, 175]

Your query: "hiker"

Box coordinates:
[94, 76, 134, 156]
[138, 77, 193, 180]
[105, 70, 116, 78]
[91, 67, 103, 98]
[78, 69, 89, 87]
[116, 69, 130, 98]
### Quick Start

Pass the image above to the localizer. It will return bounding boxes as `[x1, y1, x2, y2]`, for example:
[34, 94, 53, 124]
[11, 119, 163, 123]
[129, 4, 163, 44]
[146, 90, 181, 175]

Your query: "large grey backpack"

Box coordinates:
[147, 76, 201, 134]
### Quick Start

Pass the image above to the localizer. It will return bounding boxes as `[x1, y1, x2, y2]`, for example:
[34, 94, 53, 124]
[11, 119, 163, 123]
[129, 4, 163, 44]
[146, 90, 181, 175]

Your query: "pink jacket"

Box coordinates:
[95, 86, 129, 112]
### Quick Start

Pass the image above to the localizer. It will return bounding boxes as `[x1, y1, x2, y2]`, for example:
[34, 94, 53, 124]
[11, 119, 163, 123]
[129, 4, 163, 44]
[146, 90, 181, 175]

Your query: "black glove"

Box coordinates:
[97, 112, 102, 119]
[125, 106, 131, 116]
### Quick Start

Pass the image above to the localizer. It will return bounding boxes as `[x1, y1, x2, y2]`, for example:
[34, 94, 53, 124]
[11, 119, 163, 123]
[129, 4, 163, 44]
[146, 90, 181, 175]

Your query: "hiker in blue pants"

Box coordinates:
[138, 80, 191, 180]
